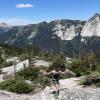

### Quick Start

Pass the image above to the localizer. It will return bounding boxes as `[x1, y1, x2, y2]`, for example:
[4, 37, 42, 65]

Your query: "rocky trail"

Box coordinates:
[0, 77, 100, 100]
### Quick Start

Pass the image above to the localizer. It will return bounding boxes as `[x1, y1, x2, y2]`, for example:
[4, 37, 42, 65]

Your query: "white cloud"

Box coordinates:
[16, 4, 33, 8]
[0, 18, 35, 26]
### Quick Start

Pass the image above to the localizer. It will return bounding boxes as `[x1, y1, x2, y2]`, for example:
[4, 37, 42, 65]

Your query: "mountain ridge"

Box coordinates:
[0, 13, 100, 58]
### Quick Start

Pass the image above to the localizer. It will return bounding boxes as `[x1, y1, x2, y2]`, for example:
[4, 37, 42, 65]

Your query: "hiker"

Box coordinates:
[43, 67, 75, 95]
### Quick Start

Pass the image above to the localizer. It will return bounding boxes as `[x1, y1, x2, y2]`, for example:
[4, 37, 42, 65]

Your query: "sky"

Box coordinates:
[0, 0, 100, 25]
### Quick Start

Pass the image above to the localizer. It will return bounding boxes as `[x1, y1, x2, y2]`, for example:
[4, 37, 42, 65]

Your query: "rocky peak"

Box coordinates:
[88, 13, 100, 22]
[94, 13, 100, 17]
[0, 23, 12, 34]
[0, 23, 12, 28]
[81, 13, 100, 37]
[0, 23, 7, 25]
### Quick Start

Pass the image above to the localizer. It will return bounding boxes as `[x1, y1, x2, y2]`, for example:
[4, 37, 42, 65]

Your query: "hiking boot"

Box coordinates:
[57, 90, 59, 95]
[52, 91, 56, 94]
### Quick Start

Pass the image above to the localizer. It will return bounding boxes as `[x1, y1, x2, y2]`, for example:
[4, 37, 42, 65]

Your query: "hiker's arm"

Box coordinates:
[65, 69, 76, 76]
[44, 71, 53, 75]
[59, 69, 71, 74]
[59, 70, 66, 74]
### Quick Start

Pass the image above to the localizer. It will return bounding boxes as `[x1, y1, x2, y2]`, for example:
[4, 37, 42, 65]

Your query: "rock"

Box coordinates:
[0, 77, 100, 100]
[34, 60, 52, 67]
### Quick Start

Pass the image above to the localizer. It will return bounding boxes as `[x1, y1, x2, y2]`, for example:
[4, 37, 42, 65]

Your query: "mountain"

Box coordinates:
[0, 23, 12, 34]
[81, 13, 100, 37]
[0, 13, 100, 58]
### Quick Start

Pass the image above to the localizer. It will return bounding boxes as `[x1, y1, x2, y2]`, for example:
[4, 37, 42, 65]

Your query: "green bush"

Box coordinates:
[95, 83, 100, 87]
[0, 78, 33, 94]
[96, 65, 100, 73]
[0, 61, 7, 68]
[38, 74, 51, 87]
[0, 56, 4, 64]
[80, 72, 100, 87]
[6, 61, 16, 66]
[0, 61, 16, 69]
[0, 69, 2, 74]
[17, 66, 55, 89]
[70, 59, 90, 77]
[49, 57, 66, 71]
[17, 67, 40, 81]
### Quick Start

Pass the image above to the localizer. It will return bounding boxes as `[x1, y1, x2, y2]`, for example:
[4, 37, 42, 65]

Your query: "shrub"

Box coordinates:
[0, 56, 4, 64]
[0, 61, 7, 68]
[0, 69, 2, 74]
[80, 72, 100, 87]
[70, 59, 90, 77]
[17, 67, 40, 81]
[0, 78, 33, 94]
[6, 61, 16, 66]
[0, 61, 16, 68]
[95, 83, 100, 87]
[38, 74, 51, 87]
[49, 57, 66, 71]
[96, 65, 100, 73]
[17, 67, 53, 89]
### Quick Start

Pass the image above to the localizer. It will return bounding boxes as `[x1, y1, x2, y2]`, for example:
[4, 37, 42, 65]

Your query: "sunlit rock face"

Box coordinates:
[52, 20, 84, 40]
[81, 13, 100, 37]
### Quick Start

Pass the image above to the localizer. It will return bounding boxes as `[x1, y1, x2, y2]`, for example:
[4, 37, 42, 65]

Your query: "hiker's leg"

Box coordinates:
[56, 81, 60, 94]
[52, 81, 59, 93]
[52, 81, 57, 93]
[55, 84, 59, 92]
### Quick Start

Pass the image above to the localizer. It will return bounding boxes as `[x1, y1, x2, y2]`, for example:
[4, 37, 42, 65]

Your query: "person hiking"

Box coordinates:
[43, 66, 75, 95]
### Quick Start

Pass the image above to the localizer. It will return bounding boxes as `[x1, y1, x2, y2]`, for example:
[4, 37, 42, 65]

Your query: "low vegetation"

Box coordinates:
[0, 78, 33, 94]
[0, 69, 2, 74]
[17, 67, 40, 81]
[80, 72, 100, 87]
[17, 66, 51, 88]
[0, 44, 100, 94]
[69, 59, 90, 77]
[69, 52, 99, 77]
[0, 61, 16, 69]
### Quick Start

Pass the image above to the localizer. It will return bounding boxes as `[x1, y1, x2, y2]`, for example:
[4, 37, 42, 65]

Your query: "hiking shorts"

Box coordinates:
[52, 79, 59, 85]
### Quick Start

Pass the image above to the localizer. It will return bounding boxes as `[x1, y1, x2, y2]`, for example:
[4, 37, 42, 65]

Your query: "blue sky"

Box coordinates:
[0, 0, 100, 25]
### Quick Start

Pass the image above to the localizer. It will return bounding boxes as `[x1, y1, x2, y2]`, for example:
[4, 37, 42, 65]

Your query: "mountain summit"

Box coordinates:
[0, 23, 12, 34]
[89, 13, 100, 21]
[81, 13, 100, 37]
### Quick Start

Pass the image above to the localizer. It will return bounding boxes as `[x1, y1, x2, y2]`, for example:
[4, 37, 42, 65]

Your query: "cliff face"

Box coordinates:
[0, 13, 100, 57]
[81, 13, 100, 37]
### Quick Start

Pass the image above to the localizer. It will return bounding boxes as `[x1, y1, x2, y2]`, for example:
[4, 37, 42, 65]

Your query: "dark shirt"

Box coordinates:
[52, 70, 59, 81]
